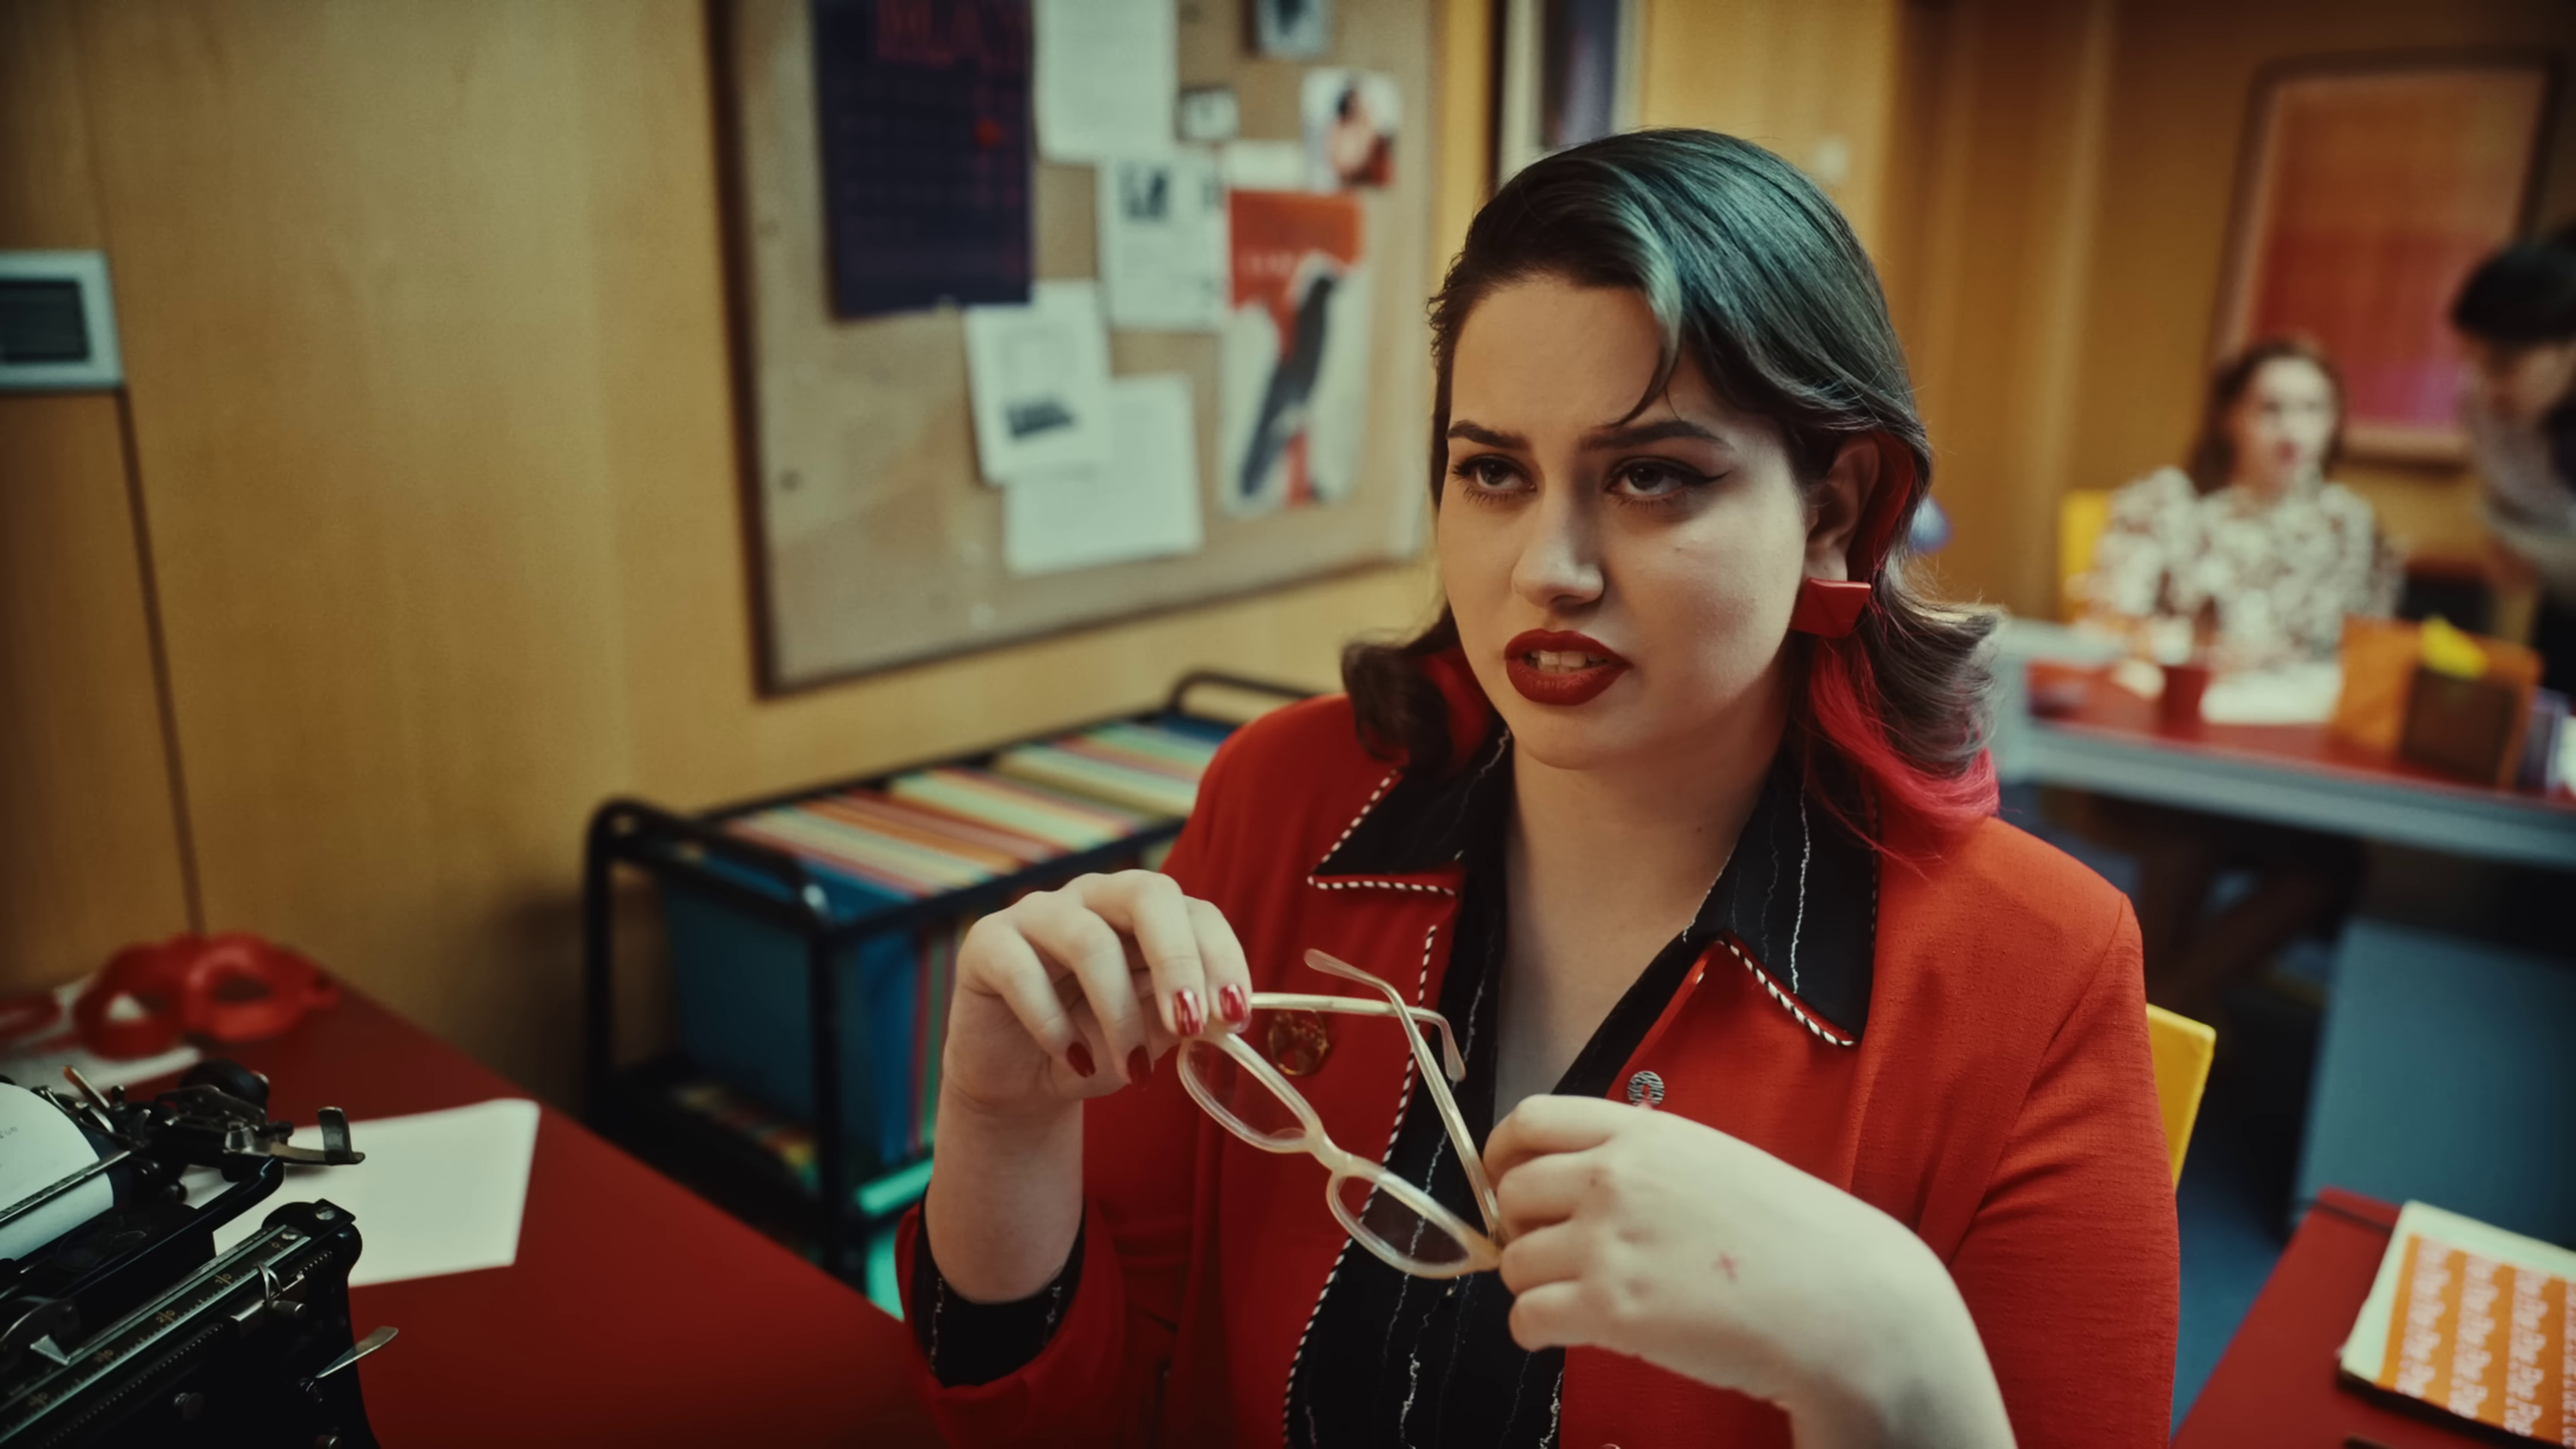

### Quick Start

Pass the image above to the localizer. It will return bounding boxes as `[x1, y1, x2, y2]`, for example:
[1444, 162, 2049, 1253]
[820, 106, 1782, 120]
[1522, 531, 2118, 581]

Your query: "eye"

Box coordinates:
[1607, 459, 1716, 501]
[1450, 454, 1527, 498]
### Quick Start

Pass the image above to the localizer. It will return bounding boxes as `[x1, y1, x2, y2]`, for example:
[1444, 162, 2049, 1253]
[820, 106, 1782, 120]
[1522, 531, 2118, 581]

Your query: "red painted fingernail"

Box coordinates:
[1174, 989, 1206, 1037]
[1219, 984, 1249, 1027]
[1127, 1047, 1151, 1082]
[1067, 1041, 1096, 1078]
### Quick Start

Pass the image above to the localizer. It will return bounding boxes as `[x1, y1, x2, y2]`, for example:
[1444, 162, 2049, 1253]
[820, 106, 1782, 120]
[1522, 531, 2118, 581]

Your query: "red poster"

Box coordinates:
[1221, 191, 1371, 516]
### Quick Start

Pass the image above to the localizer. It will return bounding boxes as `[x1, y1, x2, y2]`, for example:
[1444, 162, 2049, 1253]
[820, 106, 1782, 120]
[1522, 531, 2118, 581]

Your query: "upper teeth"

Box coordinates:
[1526, 651, 1606, 670]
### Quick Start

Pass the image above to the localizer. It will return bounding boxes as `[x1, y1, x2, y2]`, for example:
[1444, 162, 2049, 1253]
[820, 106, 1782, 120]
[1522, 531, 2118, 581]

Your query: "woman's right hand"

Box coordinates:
[941, 870, 1254, 1123]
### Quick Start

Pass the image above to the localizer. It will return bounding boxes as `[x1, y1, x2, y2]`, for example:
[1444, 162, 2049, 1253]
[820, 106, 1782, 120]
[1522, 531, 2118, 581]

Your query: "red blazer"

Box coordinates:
[898, 692, 2179, 1447]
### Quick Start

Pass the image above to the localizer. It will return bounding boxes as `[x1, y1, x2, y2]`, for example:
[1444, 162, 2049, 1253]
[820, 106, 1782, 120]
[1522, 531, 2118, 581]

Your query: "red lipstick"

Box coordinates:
[1502, 629, 1631, 706]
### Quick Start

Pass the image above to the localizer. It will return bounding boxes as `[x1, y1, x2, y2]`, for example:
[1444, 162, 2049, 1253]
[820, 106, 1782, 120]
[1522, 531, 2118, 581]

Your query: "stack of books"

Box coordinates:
[671, 716, 1226, 1173]
[722, 718, 1222, 900]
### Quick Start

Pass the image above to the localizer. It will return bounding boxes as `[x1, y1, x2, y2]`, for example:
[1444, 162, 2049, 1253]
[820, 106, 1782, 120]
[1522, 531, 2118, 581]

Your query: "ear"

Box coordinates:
[1804, 437, 1884, 583]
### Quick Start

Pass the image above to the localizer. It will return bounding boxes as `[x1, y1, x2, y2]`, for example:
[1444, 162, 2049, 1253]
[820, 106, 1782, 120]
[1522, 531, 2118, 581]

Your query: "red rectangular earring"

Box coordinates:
[1789, 578, 1871, 637]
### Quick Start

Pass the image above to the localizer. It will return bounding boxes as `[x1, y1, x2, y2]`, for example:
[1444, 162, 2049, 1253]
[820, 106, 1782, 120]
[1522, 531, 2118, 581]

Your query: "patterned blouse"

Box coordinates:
[2080, 467, 2401, 664]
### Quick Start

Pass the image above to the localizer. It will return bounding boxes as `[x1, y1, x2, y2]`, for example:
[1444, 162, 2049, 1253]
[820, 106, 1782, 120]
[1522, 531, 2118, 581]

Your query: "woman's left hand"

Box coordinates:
[1485, 1095, 2016, 1448]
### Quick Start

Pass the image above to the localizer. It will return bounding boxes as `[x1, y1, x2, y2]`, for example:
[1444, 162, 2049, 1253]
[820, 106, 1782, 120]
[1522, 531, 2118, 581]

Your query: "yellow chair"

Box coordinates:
[2058, 488, 2113, 621]
[2145, 1003, 2216, 1185]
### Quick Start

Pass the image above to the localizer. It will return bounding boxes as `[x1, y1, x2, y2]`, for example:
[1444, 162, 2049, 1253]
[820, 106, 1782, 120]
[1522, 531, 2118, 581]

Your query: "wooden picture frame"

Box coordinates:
[2213, 56, 2557, 464]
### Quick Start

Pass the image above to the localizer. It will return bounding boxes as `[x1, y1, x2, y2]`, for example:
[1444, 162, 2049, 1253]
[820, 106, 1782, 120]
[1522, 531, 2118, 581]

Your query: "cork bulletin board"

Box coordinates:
[725, 0, 1437, 689]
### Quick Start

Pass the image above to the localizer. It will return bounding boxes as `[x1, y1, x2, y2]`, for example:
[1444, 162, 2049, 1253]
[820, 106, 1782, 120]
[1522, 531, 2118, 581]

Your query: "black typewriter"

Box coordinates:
[0, 1062, 389, 1447]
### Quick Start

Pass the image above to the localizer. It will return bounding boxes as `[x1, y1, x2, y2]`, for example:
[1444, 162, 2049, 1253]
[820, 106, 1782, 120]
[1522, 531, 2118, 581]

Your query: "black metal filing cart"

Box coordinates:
[578, 671, 1308, 1307]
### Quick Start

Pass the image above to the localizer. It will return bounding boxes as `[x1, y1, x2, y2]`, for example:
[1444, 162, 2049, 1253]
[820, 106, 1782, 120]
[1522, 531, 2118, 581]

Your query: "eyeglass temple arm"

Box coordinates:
[1245, 993, 1466, 1081]
[1299, 950, 1505, 1243]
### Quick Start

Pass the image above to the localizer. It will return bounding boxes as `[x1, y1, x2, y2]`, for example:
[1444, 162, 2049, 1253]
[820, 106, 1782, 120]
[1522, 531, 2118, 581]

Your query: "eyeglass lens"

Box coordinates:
[1177, 1028, 1304, 1143]
[1334, 1173, 1478, 1271]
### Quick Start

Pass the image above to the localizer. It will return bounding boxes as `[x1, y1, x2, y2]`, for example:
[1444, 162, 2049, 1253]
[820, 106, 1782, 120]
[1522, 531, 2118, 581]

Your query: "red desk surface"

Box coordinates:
[202, 992, 937, 1446]
[2173, 1188, 2491, 1448]
[2027, 661, 2576, 810]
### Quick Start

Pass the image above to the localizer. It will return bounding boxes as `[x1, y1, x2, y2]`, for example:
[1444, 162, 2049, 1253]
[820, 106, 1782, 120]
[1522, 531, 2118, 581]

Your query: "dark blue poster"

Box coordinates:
[811, 0, 1033, 318]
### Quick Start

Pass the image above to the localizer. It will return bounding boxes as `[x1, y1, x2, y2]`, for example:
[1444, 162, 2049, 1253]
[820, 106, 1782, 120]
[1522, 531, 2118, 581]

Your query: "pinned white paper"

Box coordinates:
[208, 1098, 541, 1287]
[964, 280, 1114, 482]
[1035, 0, 1176, 162]
[1005, 373, 1205, 575]
[1098, 152, 1227, 331]
[1220, 140, 1307, 192]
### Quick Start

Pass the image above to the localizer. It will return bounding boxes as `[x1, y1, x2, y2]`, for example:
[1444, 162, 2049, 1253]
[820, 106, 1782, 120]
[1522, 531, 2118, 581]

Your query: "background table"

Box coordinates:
[1988, 648, 2576, 871]
[2173, 1188, 2496, 1447]
[207, 991, 937, 1446]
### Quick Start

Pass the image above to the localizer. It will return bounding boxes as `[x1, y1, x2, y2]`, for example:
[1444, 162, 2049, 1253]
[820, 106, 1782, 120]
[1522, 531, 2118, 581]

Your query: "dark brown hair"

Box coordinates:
[2184, 336, 2345, 494]
[2451, 222, 2576, 345]
[1343, 129, 1996, 837]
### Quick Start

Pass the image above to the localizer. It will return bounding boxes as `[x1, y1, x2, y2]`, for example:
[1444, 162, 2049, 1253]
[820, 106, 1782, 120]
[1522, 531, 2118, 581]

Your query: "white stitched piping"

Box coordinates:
[1789, 794, 1812, 994]
[1281, 922, 1444, 1444]
[1721, 937, 1857, 1048]
[1309, 877, 1458, 896]
[1304, 731, 1508, 899]
[1312, 767, 1401, 874]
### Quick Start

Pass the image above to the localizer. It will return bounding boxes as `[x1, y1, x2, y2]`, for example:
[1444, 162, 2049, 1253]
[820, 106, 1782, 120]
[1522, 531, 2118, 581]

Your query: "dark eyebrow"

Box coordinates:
[1583, 418, 1728, 450]
[1446, 417, 1732, 451]
[1445, 420, 1525, 449]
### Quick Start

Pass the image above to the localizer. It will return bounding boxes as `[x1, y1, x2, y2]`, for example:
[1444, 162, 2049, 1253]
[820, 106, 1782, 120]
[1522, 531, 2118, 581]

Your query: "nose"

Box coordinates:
[1510, 483, 1604, 613]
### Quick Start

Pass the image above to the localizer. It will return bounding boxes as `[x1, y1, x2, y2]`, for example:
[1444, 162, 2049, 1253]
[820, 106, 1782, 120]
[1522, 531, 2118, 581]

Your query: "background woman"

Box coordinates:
[904, 130, 2177, 1447]
[2074, 339, 2397, 1012]
[2082, 337, 2399, 668]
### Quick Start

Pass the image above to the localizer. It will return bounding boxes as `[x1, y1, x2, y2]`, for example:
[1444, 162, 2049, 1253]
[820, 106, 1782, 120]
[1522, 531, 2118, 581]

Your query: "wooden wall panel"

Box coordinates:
[0, 0, 194, 997]
[67, 1, 655, 1097]
[1635, 0, 1901, 254]
[32, 0, 1435, 1100]
[1882, 0, 2117, 614]
[0, 397, 196, 996]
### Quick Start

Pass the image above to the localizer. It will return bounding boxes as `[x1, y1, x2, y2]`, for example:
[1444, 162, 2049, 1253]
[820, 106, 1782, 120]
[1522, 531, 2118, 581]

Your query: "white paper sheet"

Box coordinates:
[1034, 0, 1175, 162]
[1219, 140, 1307, 192]
[1005, 373, 1205, 574]
[964, 280, 1114, 482]
[2103, 658, 2346, 724]
[0, 1084, 113, 1262]
[207, 1098, 540, 1287]
[1097, 152, 1227, 331]
[2201, 661, 2344, 724]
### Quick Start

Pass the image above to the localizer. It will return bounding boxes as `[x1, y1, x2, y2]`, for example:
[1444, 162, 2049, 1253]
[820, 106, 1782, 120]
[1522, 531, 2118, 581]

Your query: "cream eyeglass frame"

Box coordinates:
[1175, 949, 1505, 1279]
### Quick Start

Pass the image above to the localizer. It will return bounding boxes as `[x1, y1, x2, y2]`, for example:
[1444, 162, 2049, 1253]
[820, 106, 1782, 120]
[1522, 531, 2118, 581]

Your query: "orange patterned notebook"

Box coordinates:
[2340, 1201, 2576, 1444]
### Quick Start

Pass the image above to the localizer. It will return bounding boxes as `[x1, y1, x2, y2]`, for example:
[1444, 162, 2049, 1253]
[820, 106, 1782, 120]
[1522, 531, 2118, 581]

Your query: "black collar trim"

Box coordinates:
[1313, 719, 1878, 1042]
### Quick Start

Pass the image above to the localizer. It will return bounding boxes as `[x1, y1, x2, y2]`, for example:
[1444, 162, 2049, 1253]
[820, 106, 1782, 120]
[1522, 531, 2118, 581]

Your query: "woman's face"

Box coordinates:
[1437, 277, 1860, 773]
[2226, 356, 2338, 496]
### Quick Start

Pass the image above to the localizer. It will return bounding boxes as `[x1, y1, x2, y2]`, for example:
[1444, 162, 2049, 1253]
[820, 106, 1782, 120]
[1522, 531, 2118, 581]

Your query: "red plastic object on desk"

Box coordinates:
[2160, 660, 2213, 726]
[73, 932, 340, 1060]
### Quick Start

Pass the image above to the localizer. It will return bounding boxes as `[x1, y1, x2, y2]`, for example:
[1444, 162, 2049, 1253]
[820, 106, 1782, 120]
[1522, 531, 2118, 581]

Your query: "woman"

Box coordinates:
[2081, 337, 2399, 667]
[906, 130, 2176, 1447]
[2075, 340, 2396, 1011]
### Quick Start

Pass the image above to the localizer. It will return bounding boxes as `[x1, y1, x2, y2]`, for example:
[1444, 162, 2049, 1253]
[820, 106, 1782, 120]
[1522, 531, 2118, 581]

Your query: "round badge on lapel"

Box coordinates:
[1267, 1009, 1331, 1076]
[1625, 1070, 1665, 1108]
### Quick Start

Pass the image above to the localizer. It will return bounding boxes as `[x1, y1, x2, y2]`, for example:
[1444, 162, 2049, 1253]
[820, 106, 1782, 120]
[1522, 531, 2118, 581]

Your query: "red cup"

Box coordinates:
[2159, 661, 2212, 725]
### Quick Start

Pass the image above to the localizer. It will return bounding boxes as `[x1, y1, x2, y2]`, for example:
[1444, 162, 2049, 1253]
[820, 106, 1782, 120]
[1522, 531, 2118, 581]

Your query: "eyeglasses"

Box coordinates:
[1176, 949, 1503, 1279]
